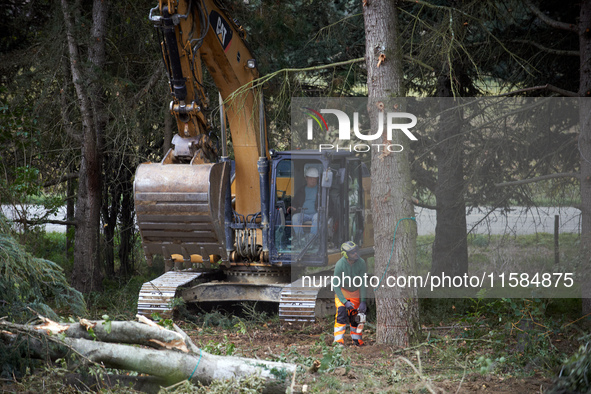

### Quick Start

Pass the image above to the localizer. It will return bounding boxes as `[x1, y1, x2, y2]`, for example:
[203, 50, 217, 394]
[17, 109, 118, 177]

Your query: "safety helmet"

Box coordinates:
[341, 241, 359, 260]
[305, 167, 319, 178]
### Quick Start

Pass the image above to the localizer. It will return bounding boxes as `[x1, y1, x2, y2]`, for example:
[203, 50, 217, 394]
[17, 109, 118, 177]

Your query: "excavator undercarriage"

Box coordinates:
[137, 268, 336, 323]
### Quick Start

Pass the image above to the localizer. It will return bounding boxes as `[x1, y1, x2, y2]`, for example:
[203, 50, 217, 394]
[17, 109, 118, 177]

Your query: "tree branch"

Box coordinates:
[413, 199, 437, 210]
[0, 318, 296, 392]
[132, 68, 164, 105]
[403, 55, 435, 72]
[510, 39, 579, 57]
[524, 0, 578, 33]
[232, 57, 366, 95]
[495, 172, 580, 187]
[493, 84, 578, 97]
[60, 58, 82, 144]
[43, 172, 79, 188]
[11, 218, 77, 227]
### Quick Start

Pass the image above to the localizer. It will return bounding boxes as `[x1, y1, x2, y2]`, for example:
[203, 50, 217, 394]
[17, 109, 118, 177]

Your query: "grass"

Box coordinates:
[85, 275, 153, 320]
[16, 229, 164, 320]
[415, 180, 581, 208]
[22, 230, 72, 273]
[3, 227, 588, 393]
[416, 232, 583, 276]
[16, 229, 585, 320]
[3, 295, 586, 393]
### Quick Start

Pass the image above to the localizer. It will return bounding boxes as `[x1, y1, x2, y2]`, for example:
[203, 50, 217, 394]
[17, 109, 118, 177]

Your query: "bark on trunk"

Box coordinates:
[579, 0, 591, 314]
[431, 76, 468, 276]
[61, 0, 107, 293]
[0, 318, 296, 393]
[102, 154, 120, 279]
[61, 0, 102, 293]
[66, 163, 76, 262]
[119, 163, 135, 278]
[59, 61, 77, 262]
[363, 0, 420, 346]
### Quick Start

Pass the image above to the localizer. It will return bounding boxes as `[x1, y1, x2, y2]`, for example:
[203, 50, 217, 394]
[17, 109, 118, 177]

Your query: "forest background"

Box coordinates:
[2, 0, 591, 392]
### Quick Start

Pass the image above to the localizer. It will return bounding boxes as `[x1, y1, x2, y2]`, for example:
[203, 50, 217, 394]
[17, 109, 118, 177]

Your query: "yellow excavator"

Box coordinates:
[135, 0, 373, 322]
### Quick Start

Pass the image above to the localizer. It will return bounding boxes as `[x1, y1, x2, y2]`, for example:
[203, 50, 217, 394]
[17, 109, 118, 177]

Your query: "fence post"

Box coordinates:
[554, 214, 559, 265]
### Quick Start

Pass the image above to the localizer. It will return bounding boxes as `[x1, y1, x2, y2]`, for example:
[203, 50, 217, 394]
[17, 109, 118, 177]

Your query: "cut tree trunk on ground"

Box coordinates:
[0, 316, 296, 393]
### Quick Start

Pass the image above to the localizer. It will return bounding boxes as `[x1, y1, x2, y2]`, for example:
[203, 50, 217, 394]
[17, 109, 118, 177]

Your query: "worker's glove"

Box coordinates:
[344, 300, 354, 310]
[358, 301, 367, 314]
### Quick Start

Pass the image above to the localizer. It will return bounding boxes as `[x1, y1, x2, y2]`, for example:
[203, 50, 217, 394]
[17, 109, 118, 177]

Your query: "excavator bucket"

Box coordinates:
[134, 161, 230, 267]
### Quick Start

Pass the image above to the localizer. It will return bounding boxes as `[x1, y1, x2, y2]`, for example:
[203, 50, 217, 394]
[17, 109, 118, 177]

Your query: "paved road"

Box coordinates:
[415, 206, 581, 236]
[1, 205, 70, 233]
[2, 205, 582, 236]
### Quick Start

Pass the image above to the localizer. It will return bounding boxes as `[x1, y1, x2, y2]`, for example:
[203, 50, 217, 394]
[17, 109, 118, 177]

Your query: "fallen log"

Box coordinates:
[0, 317, 296, 393]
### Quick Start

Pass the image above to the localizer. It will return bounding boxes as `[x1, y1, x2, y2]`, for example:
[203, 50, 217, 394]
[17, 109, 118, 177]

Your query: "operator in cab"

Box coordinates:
[288, 167, 320, 239]
[333, 241, 367, 346]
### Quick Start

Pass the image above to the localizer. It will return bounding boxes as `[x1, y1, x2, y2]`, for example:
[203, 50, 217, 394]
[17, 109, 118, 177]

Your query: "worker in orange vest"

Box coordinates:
[333, 241, 367, 346]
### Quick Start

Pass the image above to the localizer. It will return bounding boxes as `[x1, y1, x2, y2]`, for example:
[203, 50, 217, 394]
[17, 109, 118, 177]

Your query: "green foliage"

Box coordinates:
[310, 375, 342, 392]
[201, 310, 242, 330]
[275, 345, 316, 369]
[84, 274, 160, 320]
[269, 366, 289, 381]
[459, 297, 565, 371]
[0, 339, 42, 381]
[11, 166, 40, 196]
[241, 301, 270, 325]
[475, 355, 506, 374]
[102, 314, 112, 334]
[470, 235, 490, 248]
[0, 213, 85, 322]
[275, 334, 350, 373]
[168, 296, 186, 310]
[318, 340, 349, 372]
[549, 341, 591, 394]
[23, 230, 71, 274]
[151, 313, 174, 330]
[0, 213, 85, 379]
[0, 166, 55, 206]
[200, 335, 236, 356]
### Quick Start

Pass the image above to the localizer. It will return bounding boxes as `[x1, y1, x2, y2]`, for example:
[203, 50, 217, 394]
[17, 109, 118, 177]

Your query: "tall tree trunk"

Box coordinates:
[90, 0, 109, 281]
[119, 163, 135, 278]
[66, 163, 76, 262]
[59, 59, 78, 264]
[363, 0, 419, 346]
[579, 0, 591, 314]
[101, 157, 120, 279]
[431, 74, 468, 276]
[62, 0, 106, 293]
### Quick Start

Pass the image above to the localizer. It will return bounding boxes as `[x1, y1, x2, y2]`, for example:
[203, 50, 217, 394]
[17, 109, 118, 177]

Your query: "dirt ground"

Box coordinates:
[180, 315, 568, 394]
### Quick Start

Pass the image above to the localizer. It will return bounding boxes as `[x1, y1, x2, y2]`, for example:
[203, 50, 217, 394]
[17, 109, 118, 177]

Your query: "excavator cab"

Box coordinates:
[269, 150, 366, 268]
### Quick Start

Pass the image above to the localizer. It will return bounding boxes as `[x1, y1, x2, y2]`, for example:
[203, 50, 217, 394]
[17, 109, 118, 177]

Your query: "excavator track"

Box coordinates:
[137, 270, 204, 318]
[278, 283, 319, 323]
[279, 271, 338, 324]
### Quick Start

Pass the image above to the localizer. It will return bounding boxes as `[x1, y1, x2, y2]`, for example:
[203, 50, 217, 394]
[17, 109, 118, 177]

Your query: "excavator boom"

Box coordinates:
[136, 0, 268, 269]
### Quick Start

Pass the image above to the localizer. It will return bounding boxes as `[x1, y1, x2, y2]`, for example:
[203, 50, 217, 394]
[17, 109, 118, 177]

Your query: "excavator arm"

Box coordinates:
[135, 0, 269, 269]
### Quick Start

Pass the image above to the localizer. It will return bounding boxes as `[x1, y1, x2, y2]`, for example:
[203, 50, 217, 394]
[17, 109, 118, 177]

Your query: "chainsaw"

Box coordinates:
[348, 308, 366, 325]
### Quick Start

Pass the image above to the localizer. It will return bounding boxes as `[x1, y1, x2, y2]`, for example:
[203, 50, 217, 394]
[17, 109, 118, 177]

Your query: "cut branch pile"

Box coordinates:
[0, 315, 296, 393]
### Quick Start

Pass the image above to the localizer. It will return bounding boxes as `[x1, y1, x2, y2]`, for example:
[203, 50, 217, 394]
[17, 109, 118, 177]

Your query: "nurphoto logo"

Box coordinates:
[302, 107, 418, 152]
